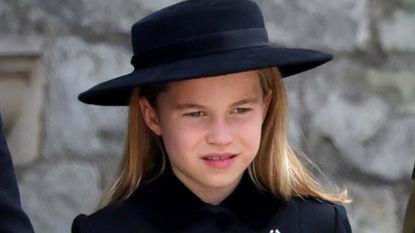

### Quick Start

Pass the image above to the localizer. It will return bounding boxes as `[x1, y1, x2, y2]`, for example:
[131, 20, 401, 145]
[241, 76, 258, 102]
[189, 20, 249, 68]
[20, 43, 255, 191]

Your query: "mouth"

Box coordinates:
[201, 153, 238, 168]
[202, 154, 238, 161]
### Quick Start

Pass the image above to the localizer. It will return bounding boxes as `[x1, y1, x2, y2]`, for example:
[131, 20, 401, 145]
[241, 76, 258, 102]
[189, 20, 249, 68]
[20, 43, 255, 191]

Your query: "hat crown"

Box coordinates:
[78, 0, 333, 106]
[131, 0, 267, 66]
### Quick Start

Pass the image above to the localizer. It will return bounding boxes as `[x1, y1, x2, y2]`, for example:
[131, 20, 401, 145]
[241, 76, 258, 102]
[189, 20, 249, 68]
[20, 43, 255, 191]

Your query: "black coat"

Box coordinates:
[72, 167, 352, 233]
[0, 114, 35, 233]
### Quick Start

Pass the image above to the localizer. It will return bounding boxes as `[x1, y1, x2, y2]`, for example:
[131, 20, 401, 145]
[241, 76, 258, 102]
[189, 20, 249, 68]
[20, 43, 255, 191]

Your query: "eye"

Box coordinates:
[184, 111, 206, 117]
[232, 108, 251, 114]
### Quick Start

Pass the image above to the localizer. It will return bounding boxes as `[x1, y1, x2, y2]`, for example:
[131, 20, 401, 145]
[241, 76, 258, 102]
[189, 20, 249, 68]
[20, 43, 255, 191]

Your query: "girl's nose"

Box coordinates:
[205, 118, 233, 146]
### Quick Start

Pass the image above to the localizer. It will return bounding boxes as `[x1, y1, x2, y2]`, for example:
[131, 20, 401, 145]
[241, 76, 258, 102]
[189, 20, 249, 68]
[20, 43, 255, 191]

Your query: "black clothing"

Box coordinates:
[403, 162, 415, 233]
[0, 114, 35, 233]
[72, 168, 352, 233]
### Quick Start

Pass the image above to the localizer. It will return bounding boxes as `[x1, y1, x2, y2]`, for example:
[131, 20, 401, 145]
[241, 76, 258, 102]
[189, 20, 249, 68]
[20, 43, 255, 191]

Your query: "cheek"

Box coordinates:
[158, 118, 202, 156]
[234, 115, 264, 149]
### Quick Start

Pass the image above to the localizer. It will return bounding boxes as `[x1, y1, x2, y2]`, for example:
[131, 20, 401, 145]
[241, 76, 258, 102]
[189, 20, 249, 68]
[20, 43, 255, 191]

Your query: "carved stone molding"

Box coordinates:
[0, 36, 46, 165]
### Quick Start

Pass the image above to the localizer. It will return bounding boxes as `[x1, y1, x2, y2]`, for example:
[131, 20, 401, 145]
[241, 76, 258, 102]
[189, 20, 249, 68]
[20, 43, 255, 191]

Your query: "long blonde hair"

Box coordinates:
[99, 67, 349, 207]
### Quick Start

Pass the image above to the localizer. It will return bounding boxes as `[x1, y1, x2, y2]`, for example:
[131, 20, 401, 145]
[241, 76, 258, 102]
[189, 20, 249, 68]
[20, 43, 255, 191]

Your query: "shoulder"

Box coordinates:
[283, 197, 352, 233]
[71, 199, 145, 233]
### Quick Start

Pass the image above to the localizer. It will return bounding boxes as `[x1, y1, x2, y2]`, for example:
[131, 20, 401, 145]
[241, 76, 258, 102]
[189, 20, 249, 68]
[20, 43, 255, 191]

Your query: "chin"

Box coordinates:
[201, 172, 244, 189]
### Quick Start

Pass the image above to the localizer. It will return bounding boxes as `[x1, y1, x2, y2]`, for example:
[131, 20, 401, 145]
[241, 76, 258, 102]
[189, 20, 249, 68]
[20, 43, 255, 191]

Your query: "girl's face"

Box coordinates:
[140, 70, 271, 204]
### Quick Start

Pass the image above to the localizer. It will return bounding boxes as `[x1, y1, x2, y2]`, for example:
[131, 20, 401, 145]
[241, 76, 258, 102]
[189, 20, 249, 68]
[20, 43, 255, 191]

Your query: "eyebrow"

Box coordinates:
[174, 98, 259, 110]
[231, 98, 259, 107]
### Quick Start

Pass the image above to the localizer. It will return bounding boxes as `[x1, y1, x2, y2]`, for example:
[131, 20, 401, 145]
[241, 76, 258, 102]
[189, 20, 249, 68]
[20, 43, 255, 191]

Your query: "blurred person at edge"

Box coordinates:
[0, 114, 35, 233]
[403, 165, 415, 233]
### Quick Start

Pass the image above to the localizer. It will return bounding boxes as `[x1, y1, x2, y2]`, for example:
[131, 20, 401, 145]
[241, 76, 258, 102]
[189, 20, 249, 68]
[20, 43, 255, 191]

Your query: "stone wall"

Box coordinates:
[0, 0, 413, 232]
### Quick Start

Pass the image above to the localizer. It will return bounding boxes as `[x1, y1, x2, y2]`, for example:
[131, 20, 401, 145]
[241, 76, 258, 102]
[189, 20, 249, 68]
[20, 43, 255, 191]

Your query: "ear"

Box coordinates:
[138, 97, 162, 136]
[263, 91, 272, 120]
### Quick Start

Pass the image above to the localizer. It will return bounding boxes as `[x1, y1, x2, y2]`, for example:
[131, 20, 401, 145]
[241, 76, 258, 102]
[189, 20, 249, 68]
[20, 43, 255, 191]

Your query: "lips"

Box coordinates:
[202, 154, 237, 161]
[201, 153, 238, 168]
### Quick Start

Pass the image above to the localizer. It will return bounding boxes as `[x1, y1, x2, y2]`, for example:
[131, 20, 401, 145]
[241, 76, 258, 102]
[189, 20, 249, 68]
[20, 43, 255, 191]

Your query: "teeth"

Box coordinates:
[205, 155, 231, 160]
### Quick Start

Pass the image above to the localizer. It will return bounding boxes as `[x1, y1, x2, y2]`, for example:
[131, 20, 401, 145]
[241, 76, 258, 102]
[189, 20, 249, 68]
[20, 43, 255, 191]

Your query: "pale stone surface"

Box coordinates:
[9, 0, 182, 36]
[402, 0, 415, 9]
[18, 0, 134, 34]
[0, 75, 26, 131]
[0, 38, 47, 165]
[379, 10, 415, 51]
[0, 1, 19, 32]
[257, 0, 369, 51]
[139, 0, 183, 11]
[19, 162, 101, 233]
[312, 91, 388, 144]
[78, 0, 140, 32]
[365, 117, 415, 180]
[346, 183, 399, 233]
[287, 88, 304, 150]
[42, 36, 129, 159]
[296, 58, 415, 180]
[0, 35, 44, 55]
[367, 69, 415, 112]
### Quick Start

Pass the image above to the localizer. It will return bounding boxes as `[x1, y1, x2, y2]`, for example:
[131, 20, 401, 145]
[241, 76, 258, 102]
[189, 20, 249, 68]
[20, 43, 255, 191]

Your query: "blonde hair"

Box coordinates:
[99, 67, 349, 207]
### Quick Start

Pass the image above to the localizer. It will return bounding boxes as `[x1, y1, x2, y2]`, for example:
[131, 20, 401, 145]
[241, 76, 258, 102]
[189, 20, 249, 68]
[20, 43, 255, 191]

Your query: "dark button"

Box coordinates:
[206, 206, 234, 231]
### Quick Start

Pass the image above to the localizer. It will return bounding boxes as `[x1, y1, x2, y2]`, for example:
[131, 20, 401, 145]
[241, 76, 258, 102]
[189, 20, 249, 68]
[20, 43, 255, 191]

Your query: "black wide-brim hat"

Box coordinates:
[79, 0, 333, 106]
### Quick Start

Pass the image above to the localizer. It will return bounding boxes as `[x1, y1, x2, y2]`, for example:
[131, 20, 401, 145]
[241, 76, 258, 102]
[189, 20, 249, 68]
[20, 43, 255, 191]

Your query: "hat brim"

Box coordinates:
[78, 46, 332, 106]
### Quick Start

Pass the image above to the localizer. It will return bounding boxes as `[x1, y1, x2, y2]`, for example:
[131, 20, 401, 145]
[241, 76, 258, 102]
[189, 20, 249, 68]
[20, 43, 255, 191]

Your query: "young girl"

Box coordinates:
[72, 0, 352, 232]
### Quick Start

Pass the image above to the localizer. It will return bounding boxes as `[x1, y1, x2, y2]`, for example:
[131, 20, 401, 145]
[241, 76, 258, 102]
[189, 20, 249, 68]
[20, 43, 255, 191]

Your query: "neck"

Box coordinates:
[192, 181, 240, 205]
[171, 169, 242, 205]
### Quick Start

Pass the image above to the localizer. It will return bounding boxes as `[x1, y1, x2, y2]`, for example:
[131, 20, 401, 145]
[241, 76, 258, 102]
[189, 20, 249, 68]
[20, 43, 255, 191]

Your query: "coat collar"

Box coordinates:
[130, 167, 283, 229]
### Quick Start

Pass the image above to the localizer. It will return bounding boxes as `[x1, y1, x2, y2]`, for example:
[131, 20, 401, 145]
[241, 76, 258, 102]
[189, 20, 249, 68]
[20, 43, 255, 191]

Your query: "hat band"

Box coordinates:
[131, 28, 269, 68]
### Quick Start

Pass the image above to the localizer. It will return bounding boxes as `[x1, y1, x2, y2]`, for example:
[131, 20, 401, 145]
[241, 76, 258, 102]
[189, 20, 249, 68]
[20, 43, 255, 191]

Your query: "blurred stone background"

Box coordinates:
[0, 0, 414, 232]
